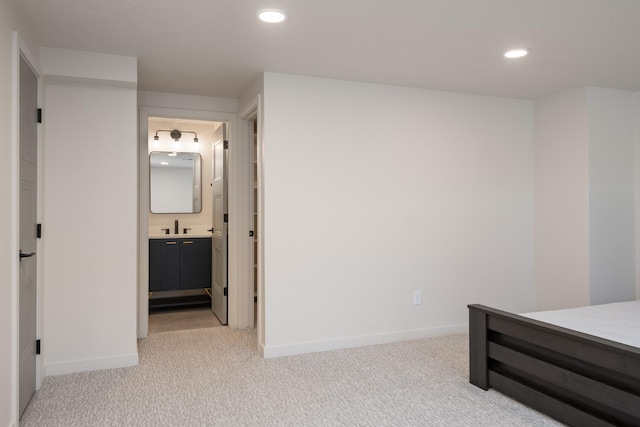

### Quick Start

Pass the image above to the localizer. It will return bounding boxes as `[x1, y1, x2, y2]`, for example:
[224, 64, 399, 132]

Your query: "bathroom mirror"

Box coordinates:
[149, 151, 202, 214]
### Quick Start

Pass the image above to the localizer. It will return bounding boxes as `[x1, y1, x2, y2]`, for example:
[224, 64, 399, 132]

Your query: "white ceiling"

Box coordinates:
[18, 0, 640, 100]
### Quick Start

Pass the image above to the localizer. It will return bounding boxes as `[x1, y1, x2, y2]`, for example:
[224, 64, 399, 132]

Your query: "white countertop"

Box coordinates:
[149, 233, 212, 239]
[148, 225, 212, 239]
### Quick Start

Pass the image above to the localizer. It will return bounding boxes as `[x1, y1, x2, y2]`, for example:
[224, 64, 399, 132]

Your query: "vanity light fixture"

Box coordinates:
[504, 48, 529, 59]
[153, 129, 199, 143]
[258, 9, 287, 23]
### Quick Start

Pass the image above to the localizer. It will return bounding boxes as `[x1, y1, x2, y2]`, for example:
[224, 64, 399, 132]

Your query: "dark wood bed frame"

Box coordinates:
[468, 304, 640, 427]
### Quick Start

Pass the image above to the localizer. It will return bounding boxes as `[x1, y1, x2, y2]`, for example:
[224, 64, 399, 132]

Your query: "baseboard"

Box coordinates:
[259, 341, 267, 358]
[45, 353, 138, 376]
[263, 323, 468, 358]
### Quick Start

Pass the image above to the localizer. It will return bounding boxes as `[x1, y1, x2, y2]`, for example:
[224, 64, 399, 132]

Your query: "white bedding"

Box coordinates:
[521, 300, 640, 349]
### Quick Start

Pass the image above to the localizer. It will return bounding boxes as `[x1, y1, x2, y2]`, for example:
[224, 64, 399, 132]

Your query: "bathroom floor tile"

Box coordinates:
[148, 306, 223, 334]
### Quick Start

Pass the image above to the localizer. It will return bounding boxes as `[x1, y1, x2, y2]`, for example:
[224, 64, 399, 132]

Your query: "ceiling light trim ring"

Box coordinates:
[504, 48, 529, 59]
[258, 9, 287, 23]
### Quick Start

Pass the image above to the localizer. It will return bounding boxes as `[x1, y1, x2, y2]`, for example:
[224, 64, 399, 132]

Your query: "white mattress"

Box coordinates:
[521, 300, 640, 349]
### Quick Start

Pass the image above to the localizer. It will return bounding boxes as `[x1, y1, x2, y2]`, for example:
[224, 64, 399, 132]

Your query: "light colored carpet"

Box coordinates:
[21, 329, 563, 426]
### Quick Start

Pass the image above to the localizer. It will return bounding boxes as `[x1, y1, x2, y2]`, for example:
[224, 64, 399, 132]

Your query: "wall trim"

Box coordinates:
[263, 323, 468, 359]
[10, 30, 20, 427]
[45, 353, 138, 376]
[238, 95, 263, 346]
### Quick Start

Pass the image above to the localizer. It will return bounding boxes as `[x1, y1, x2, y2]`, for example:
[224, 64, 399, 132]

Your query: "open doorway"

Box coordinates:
[146, 117, 226, 333]
[138, 105, 256, 340]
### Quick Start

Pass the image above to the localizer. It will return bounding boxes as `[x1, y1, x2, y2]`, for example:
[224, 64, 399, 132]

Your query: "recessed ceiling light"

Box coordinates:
[258, 9, 287, 23]
[504, 48, 529, 59]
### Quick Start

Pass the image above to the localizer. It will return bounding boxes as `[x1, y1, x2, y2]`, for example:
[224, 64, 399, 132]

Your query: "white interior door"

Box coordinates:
[19, 55, 38, 417]
[211, 123, 228, 324]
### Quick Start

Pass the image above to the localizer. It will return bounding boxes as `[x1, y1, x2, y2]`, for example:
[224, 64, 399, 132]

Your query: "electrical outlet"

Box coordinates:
[413, 290, 422, 305]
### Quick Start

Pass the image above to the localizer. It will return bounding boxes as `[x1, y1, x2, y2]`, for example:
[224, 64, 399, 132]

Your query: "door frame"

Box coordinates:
[238, 96, 264, 351]
[10, 31, 43, 422]
[138, 106, 255, 337]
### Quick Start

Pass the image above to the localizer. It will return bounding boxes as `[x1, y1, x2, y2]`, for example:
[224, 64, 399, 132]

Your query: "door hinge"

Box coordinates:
[223, 140, 229, 149]
[36, 223, 42, 238]
[223, 214, 228, 223]
[37, 108, 42, 123]
[223, 287, 228, 297]
[36, 339, 41, 355]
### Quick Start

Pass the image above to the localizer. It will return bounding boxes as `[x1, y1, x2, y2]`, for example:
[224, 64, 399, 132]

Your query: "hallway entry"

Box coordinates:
[138, 104, 259, 343]
[146, 118, 228, 327]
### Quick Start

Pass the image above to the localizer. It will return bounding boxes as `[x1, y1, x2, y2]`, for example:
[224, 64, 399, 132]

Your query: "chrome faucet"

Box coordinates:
[174, 219, 179, 234]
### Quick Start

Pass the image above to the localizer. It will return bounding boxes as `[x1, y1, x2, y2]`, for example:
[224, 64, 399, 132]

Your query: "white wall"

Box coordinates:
[41, 49, 138, 375]
[534, 87, 636, 310]
[139, 91, 238, 114]
[261, 73, 535, 356]
[239, 74, 264, 113]
[636, 91, 640, 300]
[38, 48, 136, 88]
[1, 0, 39, 423]
[533, 88, 590, 310]
[587, 87, 636, 304]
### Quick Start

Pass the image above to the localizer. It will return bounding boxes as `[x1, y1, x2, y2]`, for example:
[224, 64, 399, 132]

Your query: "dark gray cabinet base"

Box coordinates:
[149, 294, 210, 310]
[149, 238, 212, 292]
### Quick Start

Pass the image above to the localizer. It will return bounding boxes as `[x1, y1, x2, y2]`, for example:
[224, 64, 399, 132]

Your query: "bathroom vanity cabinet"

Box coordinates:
[149, 237, 212, 292]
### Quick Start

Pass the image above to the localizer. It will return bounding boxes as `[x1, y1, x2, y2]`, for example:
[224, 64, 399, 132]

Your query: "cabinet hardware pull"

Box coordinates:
[165, 242, 177, 245]
[183, 241, 193, 244]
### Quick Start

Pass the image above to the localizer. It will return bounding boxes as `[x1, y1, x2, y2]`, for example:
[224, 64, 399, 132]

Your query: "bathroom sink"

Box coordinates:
[148, 225, 213, 239]
[149, 233, 212, 239]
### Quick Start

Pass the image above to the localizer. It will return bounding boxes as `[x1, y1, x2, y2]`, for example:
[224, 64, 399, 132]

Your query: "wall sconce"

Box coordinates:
[153, 129, 199, 143]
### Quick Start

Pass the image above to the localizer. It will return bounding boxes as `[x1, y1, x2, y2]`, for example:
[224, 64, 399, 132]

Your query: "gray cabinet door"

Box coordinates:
[149, 240, 180, 291]
[180, 239, 212, 289]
